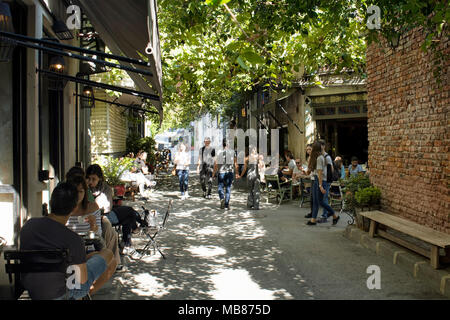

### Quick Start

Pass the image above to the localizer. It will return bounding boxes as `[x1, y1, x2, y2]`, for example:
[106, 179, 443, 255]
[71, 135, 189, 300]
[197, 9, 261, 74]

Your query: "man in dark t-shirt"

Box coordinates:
[20, 182, 116, 300]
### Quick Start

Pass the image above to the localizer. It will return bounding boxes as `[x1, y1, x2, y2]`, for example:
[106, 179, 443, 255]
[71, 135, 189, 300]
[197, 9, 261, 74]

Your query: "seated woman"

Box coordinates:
[66, 167, 122, 269]
[86, 164, 148, 257]
[66, 174, 104, 253]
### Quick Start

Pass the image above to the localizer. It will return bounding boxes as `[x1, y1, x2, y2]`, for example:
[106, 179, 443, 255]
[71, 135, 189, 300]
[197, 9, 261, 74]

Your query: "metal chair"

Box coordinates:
[3, 249, 70, 300]
[137, 200, 173, 260]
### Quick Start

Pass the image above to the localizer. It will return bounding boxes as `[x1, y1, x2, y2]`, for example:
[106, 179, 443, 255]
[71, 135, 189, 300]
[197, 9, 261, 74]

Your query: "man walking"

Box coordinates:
[213, 138, 239, 210]
[197, 137, 215, 199]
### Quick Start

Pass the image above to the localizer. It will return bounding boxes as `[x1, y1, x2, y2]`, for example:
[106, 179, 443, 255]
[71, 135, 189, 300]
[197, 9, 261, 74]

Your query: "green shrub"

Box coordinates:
[99, 156, 134, 186]
[355, 186, 381, 208]
[126, 134, 157, 166]
[342, 174, 371, 194]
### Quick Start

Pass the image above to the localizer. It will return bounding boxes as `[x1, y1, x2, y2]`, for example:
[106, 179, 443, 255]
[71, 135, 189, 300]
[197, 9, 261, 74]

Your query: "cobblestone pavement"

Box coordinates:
[92, 172, 446, 300]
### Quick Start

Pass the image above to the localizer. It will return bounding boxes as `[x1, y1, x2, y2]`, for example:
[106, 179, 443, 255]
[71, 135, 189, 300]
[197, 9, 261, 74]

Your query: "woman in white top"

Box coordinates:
[174, 143, 191, 200]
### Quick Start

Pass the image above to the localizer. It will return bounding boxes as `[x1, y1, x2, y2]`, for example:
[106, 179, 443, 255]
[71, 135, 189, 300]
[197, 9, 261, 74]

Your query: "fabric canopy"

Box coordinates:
[75, 0, 163, 123]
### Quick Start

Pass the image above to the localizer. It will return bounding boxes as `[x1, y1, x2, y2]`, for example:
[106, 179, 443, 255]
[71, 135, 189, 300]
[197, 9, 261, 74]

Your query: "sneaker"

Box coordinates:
[305, 213, 312, 218]
[116, 264, 125, 272]
[203, 192, 207, 198]
[207, 194, 212, 199]
[122, 246, 137, 256]
[220, 199, 225, 209]
[226, 204, 230, 211]
[185, 192, 189, 198]
[306, 221, 317, 226]
[129, 250, 143, 260]
[332, 216, 340, 225]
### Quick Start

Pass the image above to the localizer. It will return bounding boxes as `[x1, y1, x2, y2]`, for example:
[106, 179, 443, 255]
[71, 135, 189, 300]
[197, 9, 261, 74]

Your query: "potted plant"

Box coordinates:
[342, 175, 377, 231]
[100, 156, 135, 204]
[354, 186, 382, 231]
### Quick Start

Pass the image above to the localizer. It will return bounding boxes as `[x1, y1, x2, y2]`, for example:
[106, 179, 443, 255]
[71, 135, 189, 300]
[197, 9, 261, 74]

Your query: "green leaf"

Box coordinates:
[241, 50, 265, 65]
[236, 56, 249, 70]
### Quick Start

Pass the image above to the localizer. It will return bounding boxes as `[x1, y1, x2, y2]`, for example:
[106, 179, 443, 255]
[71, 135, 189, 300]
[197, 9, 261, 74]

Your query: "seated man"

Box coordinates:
[20, 182, 116, 300]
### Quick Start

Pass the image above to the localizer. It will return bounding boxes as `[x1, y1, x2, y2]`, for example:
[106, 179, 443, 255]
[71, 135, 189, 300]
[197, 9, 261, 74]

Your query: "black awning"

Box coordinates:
[75, 0, 163, 122]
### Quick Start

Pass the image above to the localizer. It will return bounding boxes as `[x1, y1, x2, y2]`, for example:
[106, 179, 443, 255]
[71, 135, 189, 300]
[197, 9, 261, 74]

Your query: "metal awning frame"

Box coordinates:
[74, 93, 159, 115]
[0, 30, 160, 103]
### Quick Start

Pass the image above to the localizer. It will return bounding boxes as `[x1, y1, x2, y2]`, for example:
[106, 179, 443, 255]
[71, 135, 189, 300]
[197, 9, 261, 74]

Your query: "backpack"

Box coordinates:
[324, 153, 335, 183]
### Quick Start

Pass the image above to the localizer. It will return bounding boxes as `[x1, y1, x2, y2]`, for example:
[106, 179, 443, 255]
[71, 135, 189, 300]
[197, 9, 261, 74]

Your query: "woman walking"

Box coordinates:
[304, 142, 339, 226]
[239, 145, 260, 210]
[174, 142, 191, 200]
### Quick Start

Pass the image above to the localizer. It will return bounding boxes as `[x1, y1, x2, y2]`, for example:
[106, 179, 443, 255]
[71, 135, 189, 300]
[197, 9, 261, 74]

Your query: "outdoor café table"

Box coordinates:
[79, 232, 102, 254]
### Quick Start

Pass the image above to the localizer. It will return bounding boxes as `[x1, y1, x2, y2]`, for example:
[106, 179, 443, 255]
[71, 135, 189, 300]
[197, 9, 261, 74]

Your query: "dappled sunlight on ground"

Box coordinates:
[209, 268, 293, 300]
[93, 172, 316, 300]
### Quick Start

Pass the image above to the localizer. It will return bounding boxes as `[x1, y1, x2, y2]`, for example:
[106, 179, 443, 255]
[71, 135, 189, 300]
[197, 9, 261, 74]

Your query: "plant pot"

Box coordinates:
[355, 207, 371, 232]
[114, 184, 126, 197]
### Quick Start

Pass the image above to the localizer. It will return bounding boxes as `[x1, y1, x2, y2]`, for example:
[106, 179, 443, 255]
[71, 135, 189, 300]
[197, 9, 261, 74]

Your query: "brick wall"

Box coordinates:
[367, 27, 449, 233]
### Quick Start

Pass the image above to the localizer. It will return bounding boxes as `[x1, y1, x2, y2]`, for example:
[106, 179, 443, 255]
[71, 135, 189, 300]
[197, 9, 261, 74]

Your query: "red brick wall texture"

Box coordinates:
[367, 27, 450, 234]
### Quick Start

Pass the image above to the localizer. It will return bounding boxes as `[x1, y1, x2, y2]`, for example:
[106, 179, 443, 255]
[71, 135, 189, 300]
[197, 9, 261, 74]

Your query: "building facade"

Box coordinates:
[0, 0, 162, 298]
[367, 27, 449, 234]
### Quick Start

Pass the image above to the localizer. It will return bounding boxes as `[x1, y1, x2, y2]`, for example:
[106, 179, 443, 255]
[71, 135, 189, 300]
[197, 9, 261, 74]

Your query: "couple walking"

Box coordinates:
[196, 137, 236, 210]
[199, 138, 261, 211]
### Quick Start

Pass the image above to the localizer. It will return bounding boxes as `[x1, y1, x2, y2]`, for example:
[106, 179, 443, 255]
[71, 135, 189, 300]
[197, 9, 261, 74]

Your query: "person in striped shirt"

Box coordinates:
[66, 174, 105, 252]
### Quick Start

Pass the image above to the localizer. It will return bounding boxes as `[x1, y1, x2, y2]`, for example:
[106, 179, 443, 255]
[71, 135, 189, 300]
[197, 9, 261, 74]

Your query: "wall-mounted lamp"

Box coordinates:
[241, 107, 247, 117]
[81, 86, 95, 108]
[52, 18, 73, 41]
[0, 1, 16, 62]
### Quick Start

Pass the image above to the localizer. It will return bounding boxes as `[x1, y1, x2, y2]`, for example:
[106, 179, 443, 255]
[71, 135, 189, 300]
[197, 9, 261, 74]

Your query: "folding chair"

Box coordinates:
[3, 249, 70, 300]
[138, 200, 173, 260]
[265, 174, 293, 205]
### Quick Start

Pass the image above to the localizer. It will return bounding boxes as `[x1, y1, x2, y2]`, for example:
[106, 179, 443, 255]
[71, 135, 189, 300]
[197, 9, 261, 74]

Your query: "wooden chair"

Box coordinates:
[299, 177, 312, 208]
[265, 174, 293, 205]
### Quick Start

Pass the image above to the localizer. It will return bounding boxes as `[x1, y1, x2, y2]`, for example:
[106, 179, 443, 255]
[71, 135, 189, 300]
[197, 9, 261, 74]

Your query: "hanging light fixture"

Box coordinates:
[0, 1, 16, 62]
[52, 18, 73, 41]
[48, 55, 67, 90]
[49, 55, 65, 73]
[81, 86, 95, 108]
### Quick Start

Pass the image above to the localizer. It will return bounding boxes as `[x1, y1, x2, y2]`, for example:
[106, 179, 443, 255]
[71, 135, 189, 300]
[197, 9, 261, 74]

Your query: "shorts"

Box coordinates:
[55, 254, 107, 300]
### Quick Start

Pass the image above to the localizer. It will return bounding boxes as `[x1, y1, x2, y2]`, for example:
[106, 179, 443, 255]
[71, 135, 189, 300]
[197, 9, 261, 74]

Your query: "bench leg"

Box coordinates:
[368, 220, 378, 238]
[442, 248, 450, 264]
[430, 246, 440, 269]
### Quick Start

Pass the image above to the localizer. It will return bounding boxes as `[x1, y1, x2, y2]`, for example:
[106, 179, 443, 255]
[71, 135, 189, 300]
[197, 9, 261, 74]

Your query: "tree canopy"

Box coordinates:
[157, 0, 448, 128]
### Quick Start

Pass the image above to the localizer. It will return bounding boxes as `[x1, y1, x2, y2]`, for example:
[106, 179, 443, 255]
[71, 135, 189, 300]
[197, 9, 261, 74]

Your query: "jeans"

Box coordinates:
[247, 174, 260, 209]
[55, 254, 107, 300]
[218, 172, 234, 206]
[311, 176, 335, 219]
[200, 165, 213, 195]
[177, 169, 189, 195]
[321, 181, 331, 218]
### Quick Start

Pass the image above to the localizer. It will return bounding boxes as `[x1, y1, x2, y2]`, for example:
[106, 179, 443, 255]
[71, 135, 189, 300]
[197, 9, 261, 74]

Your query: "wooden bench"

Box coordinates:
[359, 210, 450, 269]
